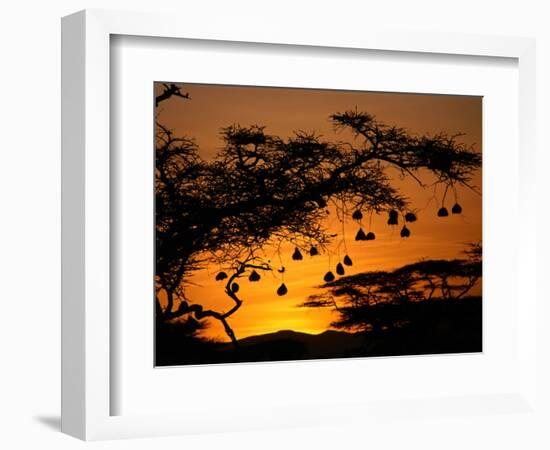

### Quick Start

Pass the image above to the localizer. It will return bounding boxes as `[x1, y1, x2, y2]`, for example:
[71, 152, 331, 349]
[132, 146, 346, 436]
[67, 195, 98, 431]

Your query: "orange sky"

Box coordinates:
[155, 83, 482, 342]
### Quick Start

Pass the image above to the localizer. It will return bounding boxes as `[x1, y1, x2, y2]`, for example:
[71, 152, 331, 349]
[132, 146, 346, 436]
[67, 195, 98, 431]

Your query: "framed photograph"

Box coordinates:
[62, 9, 537, 441]
[152, 82, 484, 367]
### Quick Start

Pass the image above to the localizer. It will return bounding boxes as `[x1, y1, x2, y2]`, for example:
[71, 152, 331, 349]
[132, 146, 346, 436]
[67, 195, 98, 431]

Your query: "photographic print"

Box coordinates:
[154, 83, 482, 366]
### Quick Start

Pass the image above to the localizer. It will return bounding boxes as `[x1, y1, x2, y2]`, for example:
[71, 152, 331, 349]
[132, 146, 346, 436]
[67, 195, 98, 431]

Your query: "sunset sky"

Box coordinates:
[155, 83, 482, 342]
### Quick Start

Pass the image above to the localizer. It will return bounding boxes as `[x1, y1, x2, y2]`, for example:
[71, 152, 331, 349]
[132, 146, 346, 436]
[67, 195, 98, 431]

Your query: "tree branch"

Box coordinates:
[155, 83, 191, 107]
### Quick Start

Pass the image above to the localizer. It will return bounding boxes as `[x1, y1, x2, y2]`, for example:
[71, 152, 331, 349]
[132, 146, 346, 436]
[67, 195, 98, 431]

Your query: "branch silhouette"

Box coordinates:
[155, 83, 191, 107]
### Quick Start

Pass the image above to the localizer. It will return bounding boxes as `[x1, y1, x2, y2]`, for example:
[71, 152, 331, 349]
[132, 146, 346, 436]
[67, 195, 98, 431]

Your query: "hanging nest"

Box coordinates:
[437, 207, 449, 217]
[451, 203, 462, 214]
[324, 271, 336, 282]
[309, 246, 319, 256]
[215, 271, 228, 281]
[387, 210, 399, 225]
[276, 283, 288, 296]
[248, 270, 261, 282]
[336, 263, 345, 276]
[343, 255, 353, 266]
[355, 228, 367, 241]
[231, 282, 240, 293]
[365, 231, 376, 241]
[352, 209, 363, 220]
[405, 212, 417, 222]
[400, 225, 411, 238]
[292, 247, 304, 261]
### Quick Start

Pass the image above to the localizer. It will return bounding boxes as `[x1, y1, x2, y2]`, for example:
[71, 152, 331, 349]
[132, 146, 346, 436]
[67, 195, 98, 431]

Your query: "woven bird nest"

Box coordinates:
[387, 210, 399, 225]
[276, 283, 288, 296]
[324, 271, 336, 282]
[292, 247, 304, 260]
[215, 271, 228, 281]
[248, 270, 261, 282]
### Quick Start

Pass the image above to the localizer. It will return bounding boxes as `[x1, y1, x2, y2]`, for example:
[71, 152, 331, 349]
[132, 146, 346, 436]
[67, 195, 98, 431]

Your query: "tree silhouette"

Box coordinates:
[155, 83, 190, 106]
[155, 86, 481, 346]
[299, 244, 482, 333]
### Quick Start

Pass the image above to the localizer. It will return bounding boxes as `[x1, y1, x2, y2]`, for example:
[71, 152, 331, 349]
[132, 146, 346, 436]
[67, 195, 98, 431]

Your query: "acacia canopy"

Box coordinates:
[300, 244, 482, 333]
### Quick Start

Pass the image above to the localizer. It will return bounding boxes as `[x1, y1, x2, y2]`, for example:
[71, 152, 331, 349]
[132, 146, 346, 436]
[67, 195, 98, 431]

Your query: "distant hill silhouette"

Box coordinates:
[214, 329, 368, 361]
[156, 296, 481, 366]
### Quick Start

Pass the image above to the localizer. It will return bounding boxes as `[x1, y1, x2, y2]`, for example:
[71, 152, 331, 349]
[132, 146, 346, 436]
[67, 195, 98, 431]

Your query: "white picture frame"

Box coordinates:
[61, 9, 538, 441]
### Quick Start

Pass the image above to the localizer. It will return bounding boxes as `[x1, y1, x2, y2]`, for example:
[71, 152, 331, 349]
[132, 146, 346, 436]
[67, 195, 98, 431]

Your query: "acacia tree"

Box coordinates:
[154, 85, 481, 346]
[300, 244, 482, 332]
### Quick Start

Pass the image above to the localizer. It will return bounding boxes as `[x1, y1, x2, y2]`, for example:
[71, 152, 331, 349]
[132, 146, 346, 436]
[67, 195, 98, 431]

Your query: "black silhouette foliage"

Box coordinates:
[300, 244, 482, 334]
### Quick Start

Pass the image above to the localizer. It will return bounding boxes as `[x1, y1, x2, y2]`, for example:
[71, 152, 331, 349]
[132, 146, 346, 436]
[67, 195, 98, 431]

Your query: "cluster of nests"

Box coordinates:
[353, 209, 413, 241]
[213, 245, 338, 297]
[290, 246, 353, 285]
[353, 203, 463, 241]
[214, 203, 463, 297]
